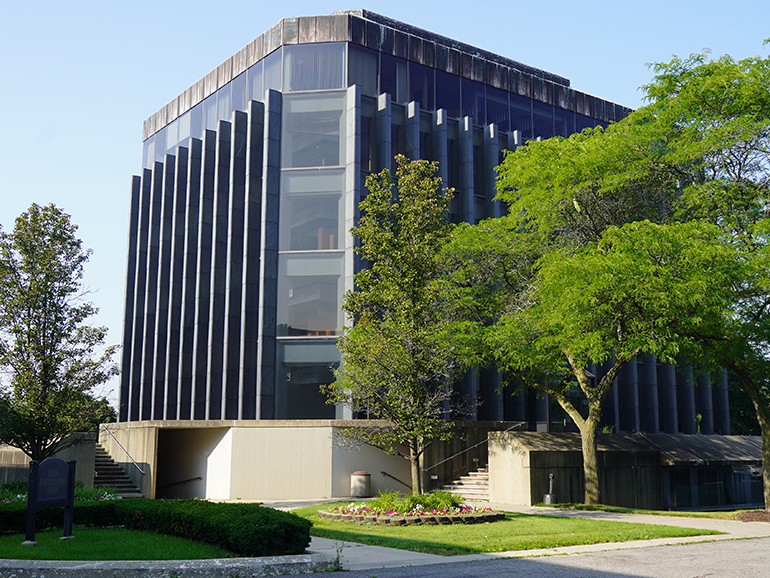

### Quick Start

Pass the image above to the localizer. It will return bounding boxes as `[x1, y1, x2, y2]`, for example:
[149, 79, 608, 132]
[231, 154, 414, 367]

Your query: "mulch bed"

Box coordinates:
[317, 510, 504, 525]
[737, 510, 770, 523]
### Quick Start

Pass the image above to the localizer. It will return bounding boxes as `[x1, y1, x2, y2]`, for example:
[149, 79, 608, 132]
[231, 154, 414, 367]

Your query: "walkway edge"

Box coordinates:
[0, 551, 334, 577]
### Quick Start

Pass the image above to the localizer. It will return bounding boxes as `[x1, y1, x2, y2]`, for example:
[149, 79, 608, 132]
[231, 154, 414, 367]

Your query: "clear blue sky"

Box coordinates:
[1, 0, 767, 404]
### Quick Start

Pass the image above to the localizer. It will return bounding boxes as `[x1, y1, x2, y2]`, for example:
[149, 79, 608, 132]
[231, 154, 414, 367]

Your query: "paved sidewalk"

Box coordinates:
[304, 503, 770, 572]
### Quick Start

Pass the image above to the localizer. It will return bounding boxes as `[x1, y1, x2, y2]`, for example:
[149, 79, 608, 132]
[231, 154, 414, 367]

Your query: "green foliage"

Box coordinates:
[326, 156, 477, 494]
[0, 204, 118, 461]
[0, 479, 118, 503]
[366, 490, 464, 513]
[0, 498, 311, 557]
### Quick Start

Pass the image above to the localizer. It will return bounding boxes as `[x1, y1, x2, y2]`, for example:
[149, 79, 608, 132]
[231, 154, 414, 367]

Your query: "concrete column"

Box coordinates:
[617, 358, 640, 433]
[432, 109, 448, 187]
[163, 147, 189, 420]
[676, 366, 697, 434]
[239, 100, 265, 420]
[119, 175, 141, 422]
[406, 101, 420, 160]
[484, 124, 501, 219]
[191, 130, 217, 420]
[657, 362, 679, 433]
[205, 120, 232, 420]
[128, 169, 152, 421]
[375, 93, 392, 173]
[459, 117, 475, 223]
[712, 370, 731, 434]
[695, 373, 714, 434]
[256, 90, 282, 420]
[222, 110, 248, 420]
[637, 354, 660, 433]
[151, 155, 176, 420]
[140, 162, 164, 420]
[508, 129, 523, 153]
[338, 84, 362, 421]
[177, 138, 202, 420]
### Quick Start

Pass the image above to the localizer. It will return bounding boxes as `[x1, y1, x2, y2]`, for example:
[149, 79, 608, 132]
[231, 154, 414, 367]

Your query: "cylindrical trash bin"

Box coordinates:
[350, 471, 371, 498]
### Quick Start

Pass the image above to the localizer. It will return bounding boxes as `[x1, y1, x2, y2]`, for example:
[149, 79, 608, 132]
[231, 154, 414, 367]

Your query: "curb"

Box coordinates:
[0, 552, 334, 578]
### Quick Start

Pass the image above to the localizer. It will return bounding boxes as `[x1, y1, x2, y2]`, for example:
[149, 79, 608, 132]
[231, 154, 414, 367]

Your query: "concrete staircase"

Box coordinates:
[93, 444, 143, 498]
[442, 467, 489, 502]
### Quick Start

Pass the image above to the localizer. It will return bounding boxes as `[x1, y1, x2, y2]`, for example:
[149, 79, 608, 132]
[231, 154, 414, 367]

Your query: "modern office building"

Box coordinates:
[119, 9, 730, 437]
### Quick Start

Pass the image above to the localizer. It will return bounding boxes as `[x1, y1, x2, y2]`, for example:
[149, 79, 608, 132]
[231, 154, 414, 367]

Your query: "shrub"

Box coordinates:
[0, 499, 311, 557]
[115, 500, 311, 556]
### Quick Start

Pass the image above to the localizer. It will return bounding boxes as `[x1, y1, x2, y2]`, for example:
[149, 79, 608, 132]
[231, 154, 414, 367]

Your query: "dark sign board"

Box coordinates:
[24, 458, 76, 545]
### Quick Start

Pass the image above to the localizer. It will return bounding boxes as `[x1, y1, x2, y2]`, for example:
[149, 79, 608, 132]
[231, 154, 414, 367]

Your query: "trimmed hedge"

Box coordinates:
[0, 499, 310, 557]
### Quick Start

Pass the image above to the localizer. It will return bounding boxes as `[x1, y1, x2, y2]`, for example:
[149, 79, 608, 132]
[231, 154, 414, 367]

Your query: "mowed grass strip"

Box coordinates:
[541, 503, 761, 519]
[0, 527, 232, 561]
[292, 503, 721, 556]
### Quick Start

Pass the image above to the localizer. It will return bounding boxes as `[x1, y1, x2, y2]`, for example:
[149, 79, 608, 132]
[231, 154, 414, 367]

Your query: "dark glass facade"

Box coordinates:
[121, 10, 729, 436]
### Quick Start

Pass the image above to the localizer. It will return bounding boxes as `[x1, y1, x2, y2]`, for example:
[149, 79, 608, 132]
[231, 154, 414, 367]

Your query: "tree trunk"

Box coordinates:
[578, 418, 601, 504]
[409, 441, 422, 495]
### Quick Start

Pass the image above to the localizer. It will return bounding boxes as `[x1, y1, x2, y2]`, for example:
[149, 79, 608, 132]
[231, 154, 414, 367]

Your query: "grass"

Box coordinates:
[0, 527, 233, 560]
[292, 502, 721, 556]
[540, 503, 762, 520]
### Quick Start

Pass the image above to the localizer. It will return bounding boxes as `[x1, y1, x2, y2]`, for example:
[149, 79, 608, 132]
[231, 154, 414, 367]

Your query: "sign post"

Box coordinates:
[22, 458, 76, 546]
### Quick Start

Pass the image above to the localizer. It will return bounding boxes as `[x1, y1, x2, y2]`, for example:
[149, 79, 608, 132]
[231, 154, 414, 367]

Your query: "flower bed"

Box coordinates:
[318, 504, 504, 525]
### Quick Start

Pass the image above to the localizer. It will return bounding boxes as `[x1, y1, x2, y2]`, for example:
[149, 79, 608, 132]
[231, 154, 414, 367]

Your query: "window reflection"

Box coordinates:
[284, 43, 345, 92]
[217, 82, 232, 122]
[349, 44, 378, 96]
[204, 94, 217, 131]
[282, 93, 346, 168]
[248, 61, 264, 102]
[232, 72, 247, 111]
[277, 253, 344, 336]
[264, 47, 282, 92]
[279, 169, 344, 251]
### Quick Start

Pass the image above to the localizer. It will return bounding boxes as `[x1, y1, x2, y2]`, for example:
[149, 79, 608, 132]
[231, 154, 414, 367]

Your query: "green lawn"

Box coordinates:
[541, 503, 762, 519]
[292, 503, 720, 556]
[0, 527, 232, 561]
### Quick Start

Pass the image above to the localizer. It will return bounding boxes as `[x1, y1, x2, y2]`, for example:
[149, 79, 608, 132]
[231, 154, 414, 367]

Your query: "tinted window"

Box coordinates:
[435, 70, 461, 118]
[486, 86, 509, 132]
[533, 102, 554, 139]
[381, 54, 408, 104]
[410, 61, 434, 111]
[349, 44, 378, 96]
[510, 94, 532, 140]
[462, 79, 485, 123]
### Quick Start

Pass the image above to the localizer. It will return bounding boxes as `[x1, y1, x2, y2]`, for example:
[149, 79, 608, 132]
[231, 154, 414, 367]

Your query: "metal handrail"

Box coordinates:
[158, 476, 202, 490]
[99, 424, 145, 475]
[422, 421, 526, 472]
[381, 470, 411, 490]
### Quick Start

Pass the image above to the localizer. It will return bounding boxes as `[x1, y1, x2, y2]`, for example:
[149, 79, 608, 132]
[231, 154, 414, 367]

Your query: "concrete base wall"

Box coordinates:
[103, 420, 412, 500]
[490, 432, 663, 509]
[0, 434, 96, 487]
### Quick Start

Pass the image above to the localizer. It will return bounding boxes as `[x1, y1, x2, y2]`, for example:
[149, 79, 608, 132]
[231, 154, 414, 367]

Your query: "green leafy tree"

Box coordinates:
[324, 156, 476, 495]
[0, 204, 118, 461]
[480, 220, 739, 504]
[642, 49, 770, 509]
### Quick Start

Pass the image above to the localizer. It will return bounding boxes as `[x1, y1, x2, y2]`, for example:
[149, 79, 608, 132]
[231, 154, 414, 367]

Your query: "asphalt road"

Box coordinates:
[322, 537, 770, 578]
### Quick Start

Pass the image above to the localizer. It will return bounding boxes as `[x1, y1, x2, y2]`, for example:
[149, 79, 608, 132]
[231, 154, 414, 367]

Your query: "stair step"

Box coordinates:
[441, 468, 490, 502]
[93, 444, 143, 499]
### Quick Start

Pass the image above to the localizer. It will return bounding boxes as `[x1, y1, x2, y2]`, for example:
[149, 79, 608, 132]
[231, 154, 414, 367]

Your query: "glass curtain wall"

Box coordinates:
[276, 90, 348, 419]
